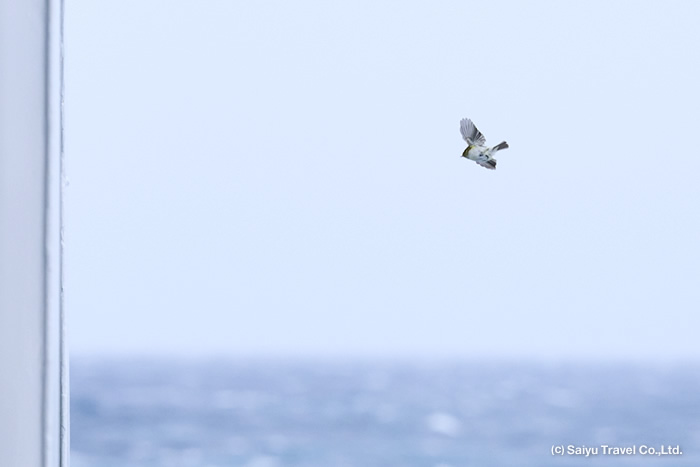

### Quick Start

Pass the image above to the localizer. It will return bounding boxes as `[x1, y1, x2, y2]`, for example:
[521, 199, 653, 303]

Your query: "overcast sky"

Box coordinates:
[65, 0, 700, 359]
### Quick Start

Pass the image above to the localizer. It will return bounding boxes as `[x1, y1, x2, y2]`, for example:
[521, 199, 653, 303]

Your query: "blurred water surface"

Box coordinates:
[71, 358, 700, 466]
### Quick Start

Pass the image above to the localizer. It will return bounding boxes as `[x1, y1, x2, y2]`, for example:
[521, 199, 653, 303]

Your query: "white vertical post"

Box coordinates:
[0, 0, 66, 466]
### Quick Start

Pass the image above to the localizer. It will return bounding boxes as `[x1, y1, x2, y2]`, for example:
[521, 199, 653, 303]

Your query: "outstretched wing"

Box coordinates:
[476, 159, 497, 170]
[460, 118, 486, 145]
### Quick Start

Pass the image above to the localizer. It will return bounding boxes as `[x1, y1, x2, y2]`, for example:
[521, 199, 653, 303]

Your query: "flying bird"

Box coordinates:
[459, 118, 509, 170]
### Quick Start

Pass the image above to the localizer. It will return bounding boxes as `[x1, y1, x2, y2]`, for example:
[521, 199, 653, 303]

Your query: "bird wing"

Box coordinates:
[476, 159, 496, 170]
[460, 118, 486, 145]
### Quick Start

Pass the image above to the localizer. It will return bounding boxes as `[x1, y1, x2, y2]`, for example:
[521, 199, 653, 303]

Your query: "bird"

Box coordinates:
[459, 118, 509, 170]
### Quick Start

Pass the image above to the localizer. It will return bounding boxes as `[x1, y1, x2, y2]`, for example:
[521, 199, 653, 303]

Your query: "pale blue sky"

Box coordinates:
[66, 0, 700, 359]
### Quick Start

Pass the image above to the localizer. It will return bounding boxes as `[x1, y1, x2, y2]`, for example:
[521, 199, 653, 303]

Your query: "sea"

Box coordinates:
[71, 358, 700, 467]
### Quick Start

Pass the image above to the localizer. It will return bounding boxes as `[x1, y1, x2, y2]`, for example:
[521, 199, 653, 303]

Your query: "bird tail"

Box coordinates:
[492, 141, 509, 152]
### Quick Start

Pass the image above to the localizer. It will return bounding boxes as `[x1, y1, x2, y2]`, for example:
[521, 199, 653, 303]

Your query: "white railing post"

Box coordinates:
[0, 0, 66, 466]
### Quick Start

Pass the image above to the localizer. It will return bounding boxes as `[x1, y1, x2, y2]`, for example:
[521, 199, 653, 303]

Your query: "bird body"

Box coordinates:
[459, 118, 508, 170]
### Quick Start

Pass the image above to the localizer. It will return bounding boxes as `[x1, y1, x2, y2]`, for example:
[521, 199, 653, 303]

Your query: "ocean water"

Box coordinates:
[71, 358, 700, 467]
